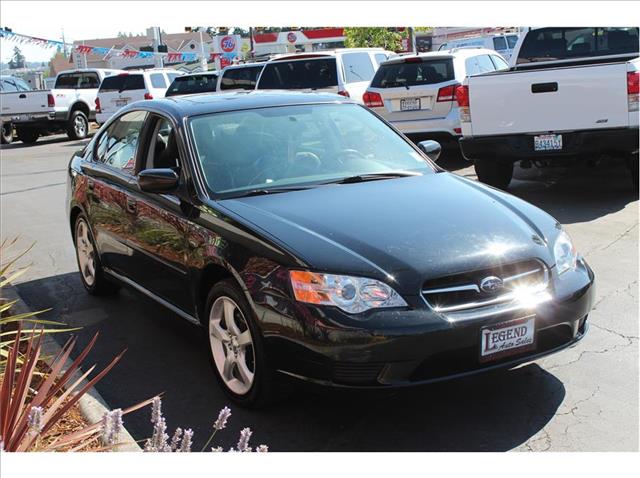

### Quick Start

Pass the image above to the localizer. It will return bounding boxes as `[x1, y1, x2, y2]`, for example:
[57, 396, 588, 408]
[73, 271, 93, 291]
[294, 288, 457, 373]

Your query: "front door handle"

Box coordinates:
[126, 198, 137, 214]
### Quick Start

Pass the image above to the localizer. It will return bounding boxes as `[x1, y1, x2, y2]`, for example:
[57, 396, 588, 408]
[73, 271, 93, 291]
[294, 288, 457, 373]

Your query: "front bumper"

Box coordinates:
[460, 127, 640, 162]
[261, 259, 595, 389]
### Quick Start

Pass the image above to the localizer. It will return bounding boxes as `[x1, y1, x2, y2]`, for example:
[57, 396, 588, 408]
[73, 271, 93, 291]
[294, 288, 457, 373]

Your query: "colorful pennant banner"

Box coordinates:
[0, 28, 206, 63]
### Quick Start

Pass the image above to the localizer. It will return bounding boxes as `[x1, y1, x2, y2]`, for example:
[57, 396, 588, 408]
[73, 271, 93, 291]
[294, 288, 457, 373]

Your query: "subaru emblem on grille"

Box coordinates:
[480, 276, 504, 293]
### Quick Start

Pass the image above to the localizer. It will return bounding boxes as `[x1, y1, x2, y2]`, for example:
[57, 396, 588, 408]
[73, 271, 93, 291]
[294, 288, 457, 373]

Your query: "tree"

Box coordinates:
[343, 27, 407, 51]
[8, 46, 26, 69]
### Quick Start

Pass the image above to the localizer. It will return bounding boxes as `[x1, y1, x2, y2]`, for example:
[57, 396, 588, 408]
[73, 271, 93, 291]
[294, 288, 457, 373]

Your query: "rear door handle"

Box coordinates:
[19, 93, 26, 99]
[531, 82, 558, 93]
[126, 197, 137, 214]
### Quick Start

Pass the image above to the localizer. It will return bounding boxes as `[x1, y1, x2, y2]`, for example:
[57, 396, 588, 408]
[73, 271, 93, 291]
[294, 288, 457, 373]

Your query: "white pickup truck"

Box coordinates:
[457, 27, 639, 190]
[0, 68, 122, 144]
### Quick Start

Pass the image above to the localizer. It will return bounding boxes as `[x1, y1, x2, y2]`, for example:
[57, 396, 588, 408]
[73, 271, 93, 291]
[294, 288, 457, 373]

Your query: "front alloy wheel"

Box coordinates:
[209, 296, 256, 396]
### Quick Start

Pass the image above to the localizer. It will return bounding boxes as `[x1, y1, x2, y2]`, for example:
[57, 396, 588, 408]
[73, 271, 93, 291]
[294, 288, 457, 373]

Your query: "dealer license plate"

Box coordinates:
[400, 98, 421, 111]
[480, 316, 536, 362]
[534, 134, 562, 151]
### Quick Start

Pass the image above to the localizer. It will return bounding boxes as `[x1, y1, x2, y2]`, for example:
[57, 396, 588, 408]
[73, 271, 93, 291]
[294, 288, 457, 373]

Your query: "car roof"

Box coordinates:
[177, 71, 219, 77]
[221, 63, 265, 71]
[380, 48, 497, 65]
[122, 90, 353, 119]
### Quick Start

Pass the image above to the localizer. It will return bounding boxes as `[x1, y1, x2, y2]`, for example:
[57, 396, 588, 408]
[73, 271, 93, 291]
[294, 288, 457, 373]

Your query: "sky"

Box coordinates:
[0, 1, 628, 63]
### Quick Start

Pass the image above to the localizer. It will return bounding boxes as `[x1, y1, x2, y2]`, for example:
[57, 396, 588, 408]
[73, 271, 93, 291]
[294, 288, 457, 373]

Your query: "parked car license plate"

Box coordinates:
[400, 98, 421, 111]
[115, 99, 129, 107]
[534, 134, 562, 151]
[480, 316, 536, 362]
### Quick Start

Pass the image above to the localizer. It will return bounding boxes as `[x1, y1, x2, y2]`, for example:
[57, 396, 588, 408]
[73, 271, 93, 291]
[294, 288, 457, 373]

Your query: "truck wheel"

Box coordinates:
[67, 110, 89, 140]
[15, 126, 39, 144]
[474, 158, 514, 190]
[1, 123, 13, 144]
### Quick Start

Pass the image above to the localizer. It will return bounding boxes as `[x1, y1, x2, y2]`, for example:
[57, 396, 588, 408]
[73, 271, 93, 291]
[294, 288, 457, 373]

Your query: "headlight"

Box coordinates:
[553, 230, 578, 275]
[289, 270, 407, 314]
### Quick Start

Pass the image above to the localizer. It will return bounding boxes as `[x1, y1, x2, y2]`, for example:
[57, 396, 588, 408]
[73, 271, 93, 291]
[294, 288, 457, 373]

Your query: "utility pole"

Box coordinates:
[249, 27, 254, 59]
[61, 28, 67, 58]
[199, 28, 208, 71]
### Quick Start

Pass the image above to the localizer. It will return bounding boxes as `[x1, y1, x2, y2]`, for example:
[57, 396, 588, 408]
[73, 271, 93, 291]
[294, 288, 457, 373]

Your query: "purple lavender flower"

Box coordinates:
[256, 444, 269, 452]
[237, 427, 252, 452]
[151, 396, 162, 424]
[214, 406, 231, 430]
[144, 416, 170, 452]
[211, 446, 223, 452]
[27, 406, 44, 435]
[170, 428, 183, 451]
[100, 408, 123, 447]
[180, 429, 194, 452]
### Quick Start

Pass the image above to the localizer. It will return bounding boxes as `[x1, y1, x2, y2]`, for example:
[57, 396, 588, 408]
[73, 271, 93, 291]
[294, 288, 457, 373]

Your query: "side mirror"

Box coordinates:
[138, 168, 179, 193]
[417, 140, 442, 162]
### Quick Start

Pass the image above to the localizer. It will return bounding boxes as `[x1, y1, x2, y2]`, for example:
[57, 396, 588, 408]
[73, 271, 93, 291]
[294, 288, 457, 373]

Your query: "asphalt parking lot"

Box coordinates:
[1, 134, 638, 451]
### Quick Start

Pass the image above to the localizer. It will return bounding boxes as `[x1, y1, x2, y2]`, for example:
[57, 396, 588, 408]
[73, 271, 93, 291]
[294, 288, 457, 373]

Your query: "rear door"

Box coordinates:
[256, 57, 340, 94]
[98, 74, 148, 120]
[86, 110, 148, 275]
[367, 57, 457, 122]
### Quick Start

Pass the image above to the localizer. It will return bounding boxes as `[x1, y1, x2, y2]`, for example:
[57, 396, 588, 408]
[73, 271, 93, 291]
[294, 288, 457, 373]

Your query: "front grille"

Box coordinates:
[421, 260, 549, 315]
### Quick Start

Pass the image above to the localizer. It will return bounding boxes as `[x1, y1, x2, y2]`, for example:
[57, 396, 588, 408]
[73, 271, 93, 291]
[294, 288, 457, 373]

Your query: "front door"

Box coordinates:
[124, 115, 194, 314]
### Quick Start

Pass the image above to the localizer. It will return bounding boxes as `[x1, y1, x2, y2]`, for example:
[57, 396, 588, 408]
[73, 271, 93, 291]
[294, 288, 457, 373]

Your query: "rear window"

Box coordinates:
[219, 66, 262, 91]
[341, 52, 375, 83]
[492, 37, 508, 51]
[506, 35, 519, 49]
[517, 27, 640, 64]
[55, 72, 100, 89]
[257, 58, 338, 89]
[99, 74, 146, 92]
[166, 74, 218, 96]
[370, 58, 454, 88]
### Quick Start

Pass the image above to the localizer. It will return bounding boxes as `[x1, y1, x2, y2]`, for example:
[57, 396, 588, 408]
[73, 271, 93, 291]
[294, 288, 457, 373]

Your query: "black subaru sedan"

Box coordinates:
[66, 91, 594, 406]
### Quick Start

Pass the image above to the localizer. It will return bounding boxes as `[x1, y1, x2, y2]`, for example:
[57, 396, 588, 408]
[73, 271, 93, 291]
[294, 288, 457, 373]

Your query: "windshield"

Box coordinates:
[166, 74, 218, 96]
[370, 58, 454, 88]
[257, 58, 338, 90]
[517, 27, 639, 64]
[189, 103, 434, 197]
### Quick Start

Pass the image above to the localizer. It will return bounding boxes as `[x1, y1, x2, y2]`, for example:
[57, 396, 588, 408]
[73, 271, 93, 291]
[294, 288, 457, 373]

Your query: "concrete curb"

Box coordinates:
[2, 281, 142, 452]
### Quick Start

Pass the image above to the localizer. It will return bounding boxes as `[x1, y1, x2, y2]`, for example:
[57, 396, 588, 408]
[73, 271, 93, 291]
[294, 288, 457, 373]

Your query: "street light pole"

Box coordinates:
[199, 28, 208, 71]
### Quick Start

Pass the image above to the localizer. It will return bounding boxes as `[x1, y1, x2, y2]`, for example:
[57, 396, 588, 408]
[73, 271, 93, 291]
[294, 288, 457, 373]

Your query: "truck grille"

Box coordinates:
[421, 260, 549, 317]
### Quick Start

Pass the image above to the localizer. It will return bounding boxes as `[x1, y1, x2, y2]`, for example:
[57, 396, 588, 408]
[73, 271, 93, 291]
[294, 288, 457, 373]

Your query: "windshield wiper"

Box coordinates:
[232, 185, 317, 198]
[321, 171, 421, 185]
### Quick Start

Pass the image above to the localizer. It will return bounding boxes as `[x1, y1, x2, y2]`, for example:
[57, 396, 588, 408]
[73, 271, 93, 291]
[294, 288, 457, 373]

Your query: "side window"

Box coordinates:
[144, 116, 180, 171]
[475, 55, 496, 74]
[14, 77, 32, 91]
[490, 55, 509, 70]
[55, 73, 79, 88]
[150, 73, 167, 89]
[465, 57, 479, 76]
[493, 36, 508, 51]
[342, 52, 375, 83]
[374, 53, 388, 66]
[95, 110, 148, 174]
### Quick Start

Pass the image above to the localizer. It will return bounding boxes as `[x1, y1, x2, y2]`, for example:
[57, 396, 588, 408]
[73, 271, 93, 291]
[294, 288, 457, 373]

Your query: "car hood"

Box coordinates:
[218, 173, 559, 295]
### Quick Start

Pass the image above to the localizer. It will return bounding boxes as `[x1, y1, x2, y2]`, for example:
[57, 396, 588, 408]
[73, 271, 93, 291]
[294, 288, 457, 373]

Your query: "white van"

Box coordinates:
[363, 48, 509, 145]
[438, 34, 519, 60]
[95, 69, 184, 124]
[255, 49, 394, 103]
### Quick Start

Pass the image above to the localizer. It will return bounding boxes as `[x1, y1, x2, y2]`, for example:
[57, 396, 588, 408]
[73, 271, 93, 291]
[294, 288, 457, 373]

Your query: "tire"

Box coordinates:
[473, 158, 514, 190]
[205, 279, 283, 408]
[1, 122, 13, 144]
[67, 110, 89, 140]
[73, 214, 119, 296]
[15, 126, 39, 144]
